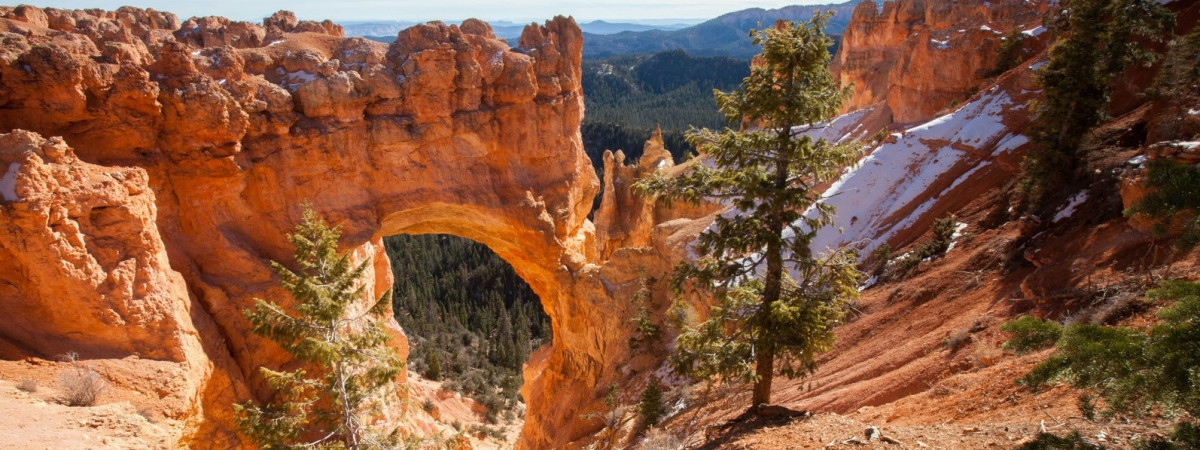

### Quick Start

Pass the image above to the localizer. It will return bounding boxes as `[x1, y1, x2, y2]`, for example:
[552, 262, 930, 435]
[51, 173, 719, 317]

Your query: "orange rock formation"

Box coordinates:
[832, 0, 1046, 124]
[4, 1, 1193, 448]
[0, 6, 673, 448]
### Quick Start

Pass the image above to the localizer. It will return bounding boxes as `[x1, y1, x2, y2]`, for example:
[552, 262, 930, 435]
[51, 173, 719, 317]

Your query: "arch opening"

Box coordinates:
[385, 232, 551, 436]
[375, 202, 582, 447]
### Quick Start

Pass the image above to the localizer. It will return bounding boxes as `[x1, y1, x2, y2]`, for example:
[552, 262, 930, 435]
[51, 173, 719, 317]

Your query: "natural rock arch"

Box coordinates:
[0, 8, 702, 448]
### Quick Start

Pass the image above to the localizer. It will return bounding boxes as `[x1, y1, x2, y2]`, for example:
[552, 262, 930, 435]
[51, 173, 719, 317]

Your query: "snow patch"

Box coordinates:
[930, 39, 950, 50]
[1053, 190, 1089, 223]
[789, 105, 874, 144]
[1029, 61, 1046, 70]
[1022, 26, 1046, 37]
[858, 275, 878, 291]
[1127, 155, 1148, 166]
[805, 87, 1018, 259]
[992, 134, 1030, 156]
[0, 163, 20, 202]
[945, 222, 970, 252]
[281, 70, 319, 90]
[1167, 141, 1200, 149]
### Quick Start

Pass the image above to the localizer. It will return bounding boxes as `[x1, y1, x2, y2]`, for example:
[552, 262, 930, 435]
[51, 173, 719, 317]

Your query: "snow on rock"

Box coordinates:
[991, 134, 1029, 157]
[790, 105, 876, 144]
[804, 86, 1023, 259]
[859, 275, 879, 291]
[945, 222, 970, 252]
[281, 70, 319, 90]
[1053, 190, 1089, 223]
[1022, 26, 1046, 37]
[0, 163, 19, 202]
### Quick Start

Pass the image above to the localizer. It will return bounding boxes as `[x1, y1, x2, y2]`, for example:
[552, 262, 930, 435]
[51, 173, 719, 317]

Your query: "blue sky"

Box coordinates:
[20, 0, 842, 23]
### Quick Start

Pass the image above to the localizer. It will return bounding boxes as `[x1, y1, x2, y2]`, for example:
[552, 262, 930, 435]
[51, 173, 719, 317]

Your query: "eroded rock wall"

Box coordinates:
[0, 6, 658, 448]
[832, 0, 1046, 124]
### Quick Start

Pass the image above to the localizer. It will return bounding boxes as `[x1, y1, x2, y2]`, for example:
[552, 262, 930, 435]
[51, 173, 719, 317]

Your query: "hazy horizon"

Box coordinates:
[15, 0, 850, 23]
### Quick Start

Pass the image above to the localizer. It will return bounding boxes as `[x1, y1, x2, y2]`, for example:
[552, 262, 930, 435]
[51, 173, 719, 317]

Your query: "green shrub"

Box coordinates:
[924, 215, 958, 257]
[1018, 280, 1200, 419]
[1015, 431, 1100, 449]
[1001, 316, 1063, 354]
[636, 377, 666, 427]
[1135, 422, 1200, 449]
[893, 215, 959, 276]
[1125, 159, 1200, 249]
[425, 351, 442, 381]
[629, 270, 661, 350]
[988, 29, 1027, 77]
[870, 243, 892, 278]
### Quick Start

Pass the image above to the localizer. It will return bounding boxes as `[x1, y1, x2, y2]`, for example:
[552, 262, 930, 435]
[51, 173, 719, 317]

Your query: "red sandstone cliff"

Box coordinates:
[832, 0, 1047, 124]
[3, 1, 1198, 448]
[0, 6, 623, 448]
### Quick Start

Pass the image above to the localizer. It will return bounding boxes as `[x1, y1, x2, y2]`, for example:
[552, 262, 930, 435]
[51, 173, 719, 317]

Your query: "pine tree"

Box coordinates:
[425, 350, 442, 381]
[634, 14, 861, 408]
[233, 206, 405, 449]
[636, 377, 666, 427]
[629, 269, 661, 350]
[1023, 0, 1173, 206]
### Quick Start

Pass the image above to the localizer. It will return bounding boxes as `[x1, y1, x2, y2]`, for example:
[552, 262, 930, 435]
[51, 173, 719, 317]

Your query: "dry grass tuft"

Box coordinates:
[16, 378, 37, 393]
[57, 352, 106, 407]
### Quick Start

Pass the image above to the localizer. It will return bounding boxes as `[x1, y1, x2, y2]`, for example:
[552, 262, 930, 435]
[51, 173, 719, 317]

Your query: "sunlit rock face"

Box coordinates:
[832, 0, 1046, 124]
[0, 6, 693, 448]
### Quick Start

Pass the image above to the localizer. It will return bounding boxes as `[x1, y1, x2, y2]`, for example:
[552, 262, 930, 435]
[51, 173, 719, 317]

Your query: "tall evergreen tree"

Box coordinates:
[234, 207, 404, 449]
[635, 14, 861, 408]
[1023, 0, 1173, 206]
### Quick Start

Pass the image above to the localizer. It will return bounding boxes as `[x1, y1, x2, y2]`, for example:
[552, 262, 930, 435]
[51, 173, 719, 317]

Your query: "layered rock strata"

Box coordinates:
[0, 6, 692, 448]
[832, 0, 1047, 124]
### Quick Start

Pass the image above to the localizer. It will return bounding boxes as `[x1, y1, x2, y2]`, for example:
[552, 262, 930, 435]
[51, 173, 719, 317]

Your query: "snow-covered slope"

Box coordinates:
[807, 69, 1040, 259]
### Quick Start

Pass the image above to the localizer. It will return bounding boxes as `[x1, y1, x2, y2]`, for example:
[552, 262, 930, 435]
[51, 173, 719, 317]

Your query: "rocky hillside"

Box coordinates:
[1, 1, 1198, 449]
[832, 0, 1046, 123]
[578, 0, 1200, 447]
[0, 6, 667, 449]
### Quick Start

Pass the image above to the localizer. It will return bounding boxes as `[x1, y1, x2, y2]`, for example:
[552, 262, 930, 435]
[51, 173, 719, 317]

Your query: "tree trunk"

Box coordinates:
[753, 151, 789, 408]
[752, 333, 775, 406]
[754, 235, 782, 407]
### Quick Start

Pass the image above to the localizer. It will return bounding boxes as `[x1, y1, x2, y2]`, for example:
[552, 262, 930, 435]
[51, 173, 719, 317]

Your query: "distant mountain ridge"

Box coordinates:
[343, 19, 695, 41]
[582, 1, 864, 59]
